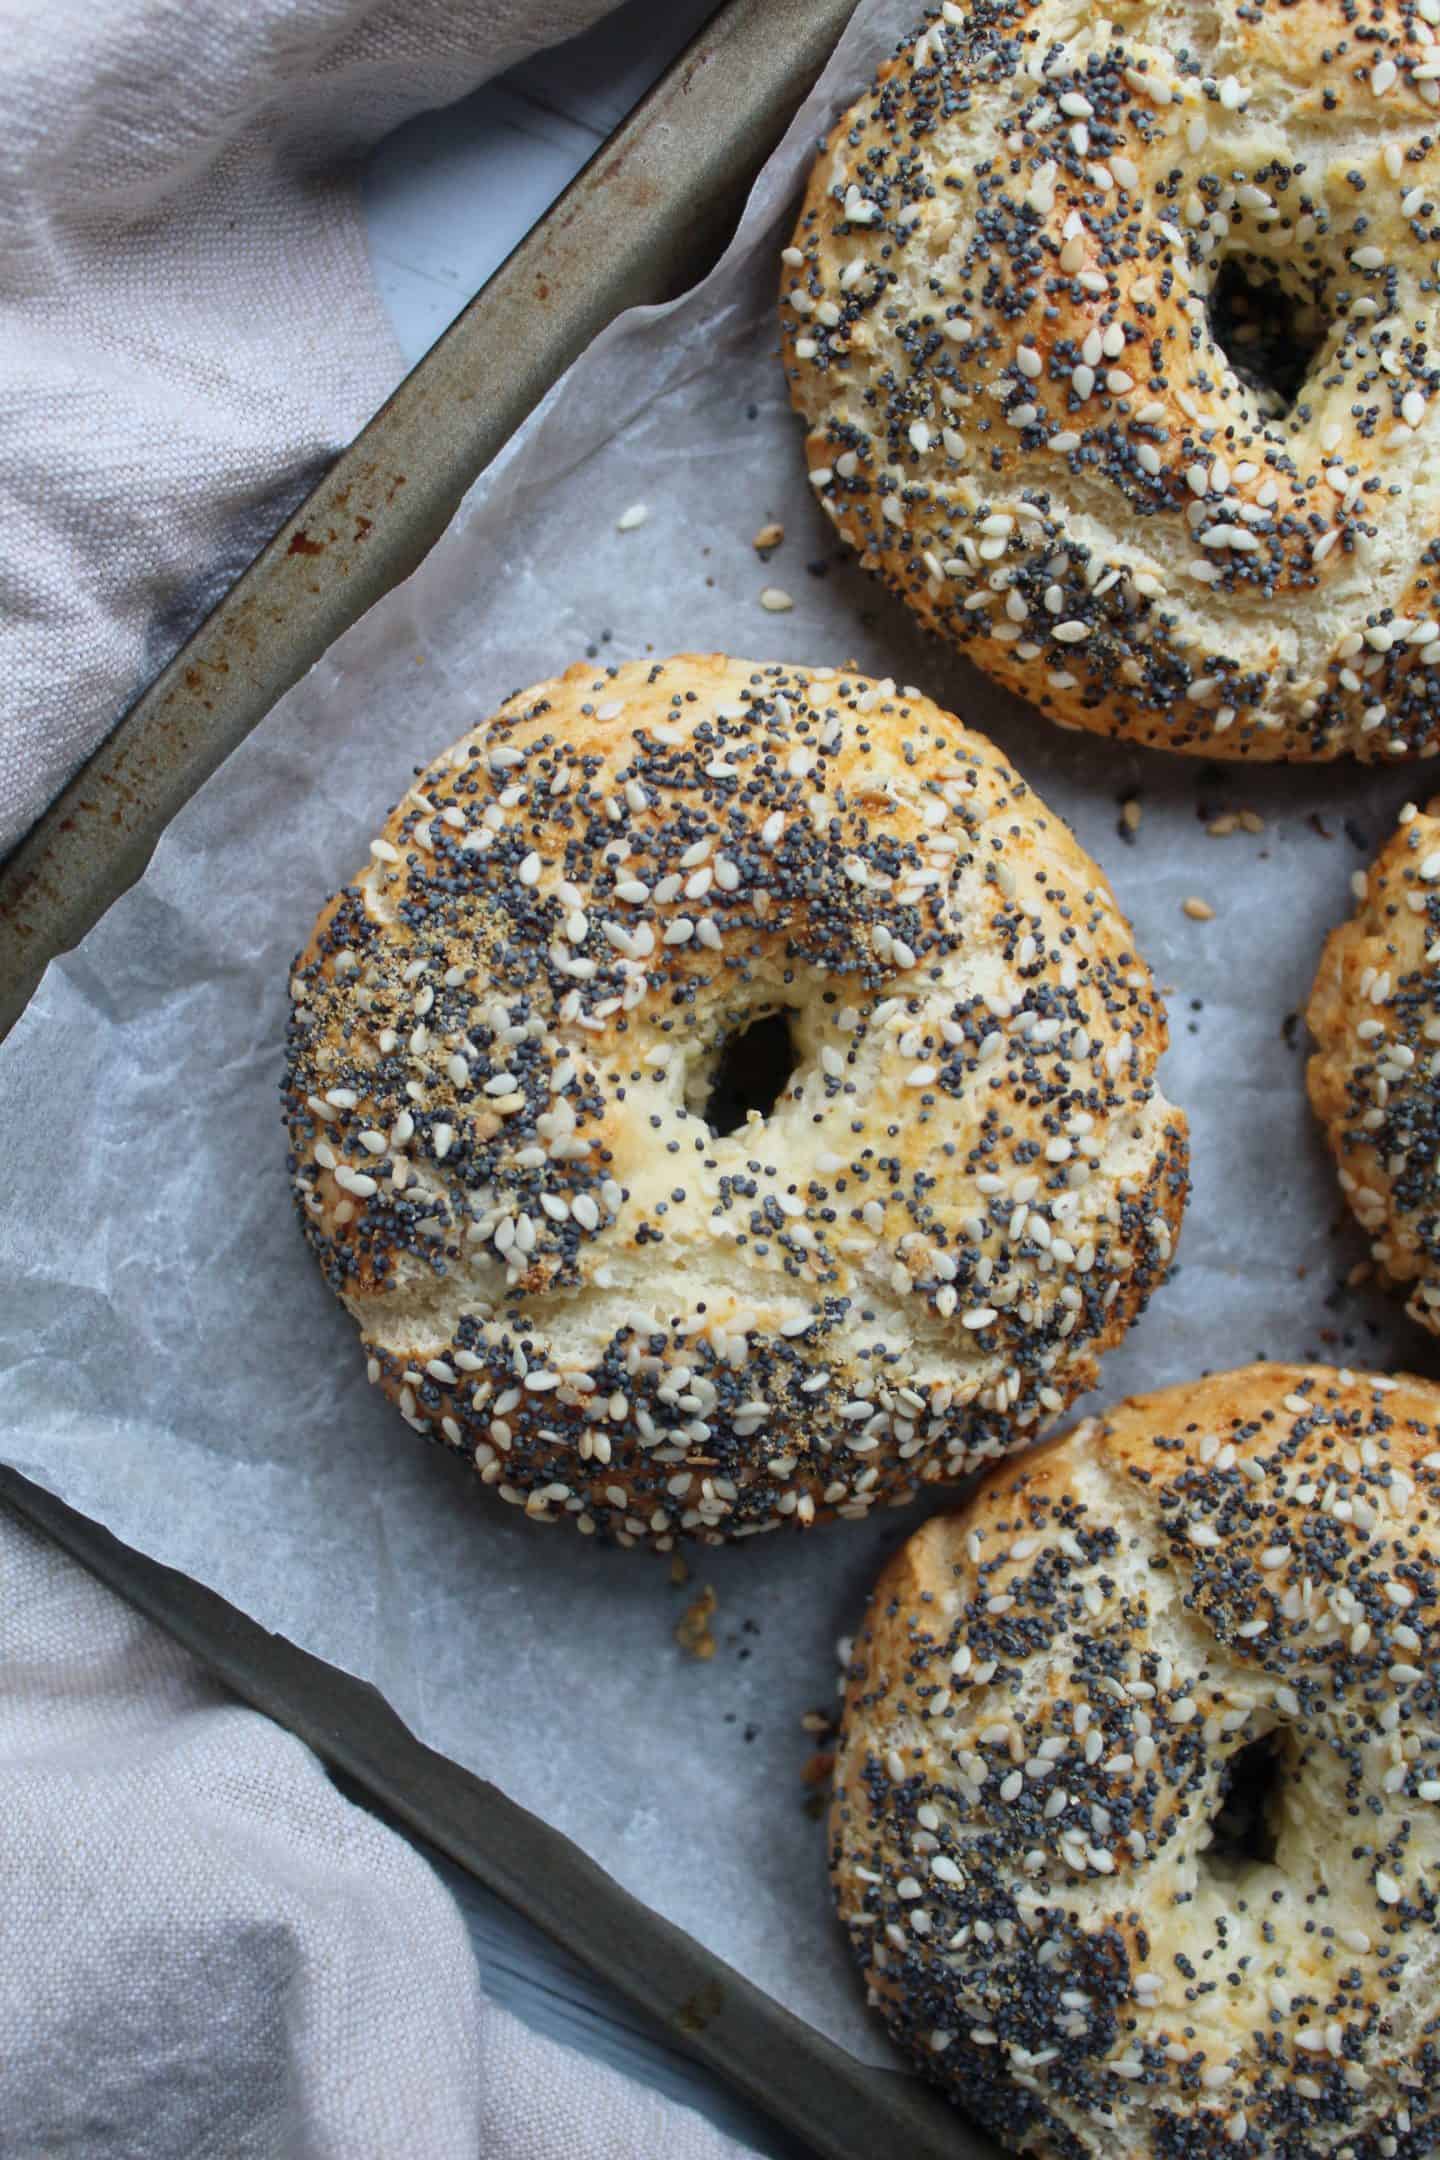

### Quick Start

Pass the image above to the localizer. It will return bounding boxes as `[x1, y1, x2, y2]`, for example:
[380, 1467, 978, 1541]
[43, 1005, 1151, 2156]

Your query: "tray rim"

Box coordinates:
[0, 4, 997, 2154]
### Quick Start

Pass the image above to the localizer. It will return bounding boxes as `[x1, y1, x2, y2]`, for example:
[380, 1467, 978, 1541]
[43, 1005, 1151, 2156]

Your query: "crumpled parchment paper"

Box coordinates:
[0, 0, 1426, 2064]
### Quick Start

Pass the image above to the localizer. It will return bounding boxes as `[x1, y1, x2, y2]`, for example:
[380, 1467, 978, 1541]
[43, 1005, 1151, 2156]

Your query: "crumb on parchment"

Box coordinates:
[675, 1586, 717, 1660]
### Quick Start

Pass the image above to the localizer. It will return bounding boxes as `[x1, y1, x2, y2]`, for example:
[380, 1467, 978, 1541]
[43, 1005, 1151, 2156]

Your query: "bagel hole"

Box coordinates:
[1207, 257, 1328, 415]
[1208, 1728, 1283, 1870]
[703, 1010, 799, 1135]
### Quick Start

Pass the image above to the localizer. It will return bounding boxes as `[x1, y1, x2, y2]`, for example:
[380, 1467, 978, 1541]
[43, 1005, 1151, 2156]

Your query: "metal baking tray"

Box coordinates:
[0, 2, 987, 2154]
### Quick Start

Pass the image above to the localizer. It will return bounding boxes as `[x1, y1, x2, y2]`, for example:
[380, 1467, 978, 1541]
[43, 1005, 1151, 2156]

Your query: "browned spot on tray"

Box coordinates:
[669, 1552, 690, 1588]
[287, 529, 325, 557]
[354, 516, 373, 543]
[800, 1750, 836, 1788]
[589, 142, 658, 213]
[675, 1981, 724, 2036]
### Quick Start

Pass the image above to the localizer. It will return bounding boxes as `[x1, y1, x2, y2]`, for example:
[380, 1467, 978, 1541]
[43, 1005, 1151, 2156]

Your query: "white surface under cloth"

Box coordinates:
[0, 0, 1433, 2095]
[364, 0, 719, 368]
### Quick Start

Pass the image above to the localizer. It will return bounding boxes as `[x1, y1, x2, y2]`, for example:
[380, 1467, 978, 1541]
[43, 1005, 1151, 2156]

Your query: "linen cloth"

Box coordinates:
[0, 1506, 756, 2158]
[0, 0, 623, 858]
[1, 2, 760, 2151]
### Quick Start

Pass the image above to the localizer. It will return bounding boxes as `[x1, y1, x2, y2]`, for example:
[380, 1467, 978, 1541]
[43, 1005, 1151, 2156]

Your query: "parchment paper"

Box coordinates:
[0, 0, 1429, 2067]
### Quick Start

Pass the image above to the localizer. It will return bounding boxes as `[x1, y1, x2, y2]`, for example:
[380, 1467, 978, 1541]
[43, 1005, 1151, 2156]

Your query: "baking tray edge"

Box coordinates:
[0, 0, 849, 1046]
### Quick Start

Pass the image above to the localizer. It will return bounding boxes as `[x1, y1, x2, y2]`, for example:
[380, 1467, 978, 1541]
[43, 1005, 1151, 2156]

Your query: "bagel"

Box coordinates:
[281, 654, 1185, 1547]
[782, 0, 1440, 762]
[831, 1363, 1440, 2158]
[1308, 798, 1440, 1334]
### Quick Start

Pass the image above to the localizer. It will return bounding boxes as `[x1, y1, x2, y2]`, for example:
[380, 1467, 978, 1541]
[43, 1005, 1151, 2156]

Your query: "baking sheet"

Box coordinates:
[0, 0, 1427, 2071]
[0, 0, 865, 1045]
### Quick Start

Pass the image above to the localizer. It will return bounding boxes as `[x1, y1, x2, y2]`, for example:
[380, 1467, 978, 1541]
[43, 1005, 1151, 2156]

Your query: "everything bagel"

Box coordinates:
[783, 0, 1440, 761]
[281, 654, 1185, 1547]
[1309, 796, 1440, 1335]
[832, 1364, 1440, 2157]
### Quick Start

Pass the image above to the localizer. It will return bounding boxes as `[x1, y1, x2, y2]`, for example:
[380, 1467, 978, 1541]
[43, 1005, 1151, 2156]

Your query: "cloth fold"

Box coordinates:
[0, 1505, 485, 2158]
[0, 1506, 755, 2158]
[0, 0, 620, 858]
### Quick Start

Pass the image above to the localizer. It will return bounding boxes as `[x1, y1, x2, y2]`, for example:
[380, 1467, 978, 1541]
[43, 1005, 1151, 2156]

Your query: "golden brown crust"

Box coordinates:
[1307, 799, 1440, 1334]
[782, 0, 1440, 762]
[832, 1363, 1440, 2157]
[282, 654, 1185, 1547]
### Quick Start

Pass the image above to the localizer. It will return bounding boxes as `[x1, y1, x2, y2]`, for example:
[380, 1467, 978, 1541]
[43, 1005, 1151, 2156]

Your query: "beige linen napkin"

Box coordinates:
[0, 1505, 759, 2158]
[0, 0, 618, 857]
